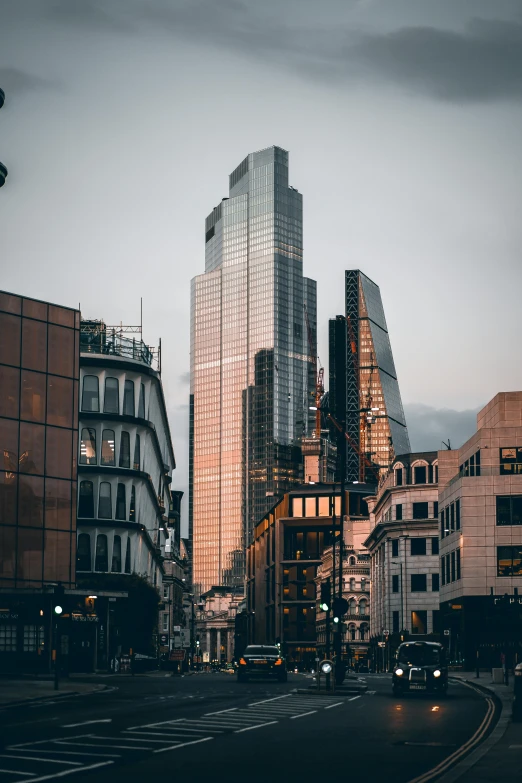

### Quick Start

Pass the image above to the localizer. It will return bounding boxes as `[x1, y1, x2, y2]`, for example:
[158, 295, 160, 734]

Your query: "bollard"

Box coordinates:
[513, 663, 522, 722]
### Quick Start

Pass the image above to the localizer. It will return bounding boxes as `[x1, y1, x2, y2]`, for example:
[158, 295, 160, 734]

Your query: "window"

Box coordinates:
[450, 503, 455, 531]
[391, 539, 399, 557]
[119, 431, 130, 468]
[496, 496, 522, 526]
[395, 504, 402, 521]
[79, 428, 96, 465]
[98, 482, 112, 519]
[77, 533, 91, 571]
[441, 556, 446, 586]
[292, 497, 303, 516]
[130, 486, 136, 522]
[411, 610, 427, 634]
[133, 434, 140, 471]
[104, 377, 119, 414]
[305, 497, 316, 517]
[162, 614, 169, 633]
[359, 599, 367, 615]
[440, 511, 445, 539]
[395, 468, 403, 486]
[456, 499, 461, 530]
[445, 506, 450, 534]
[124, 537, 131, 573]
[95, 534, 108, 571]
[456, 548, 461, 580]
[101, 430, 115, 466]
[138, 383, 146, 418]
[392, 611, 400, 633]
[433, 501, 438, 519]
[318, 496, 329, 516]
[411, 574, 427, 592]
[115, 483, 126, 520]
[432, 537, 439, 555]
[412, 502, 429, 520]
[451, 550, 456, 582]
[411, 538, 427, 556]
[360, 624, 368, 640]
[414, 465, 427, 484]
[111, 535, 122, 572]
[445, 553, 450, 583]
[500, 447, 522, 475]
[392, 574, 399, 593]
[0, 625, 17, 652]
[428, 464, 433, 484]
[82, 375, 99, 412]
[349, 577, 355, 591]
[349, 556, 356, 566]
[432, 573, 440, 591]
[123, 380, 135, 416]
[78, 481, 94, 518]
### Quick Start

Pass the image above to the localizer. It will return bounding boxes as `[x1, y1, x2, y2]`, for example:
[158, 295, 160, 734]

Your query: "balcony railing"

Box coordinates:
[80, 326, 156, 368]
[345, 613, 370, 621]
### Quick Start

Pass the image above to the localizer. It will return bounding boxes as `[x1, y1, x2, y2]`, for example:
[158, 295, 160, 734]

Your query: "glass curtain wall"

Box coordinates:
[190, 147, 316, 594]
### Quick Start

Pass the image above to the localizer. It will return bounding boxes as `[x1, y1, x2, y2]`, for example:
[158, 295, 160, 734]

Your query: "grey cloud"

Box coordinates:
[48, 0, 134, 33]
[404, 403, 481, 453]
[0, 67, 57, 95]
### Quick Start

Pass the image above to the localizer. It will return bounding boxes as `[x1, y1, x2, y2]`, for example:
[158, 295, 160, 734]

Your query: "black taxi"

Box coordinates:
[392, 641, 448, 696]
[237, 645, 287, 683]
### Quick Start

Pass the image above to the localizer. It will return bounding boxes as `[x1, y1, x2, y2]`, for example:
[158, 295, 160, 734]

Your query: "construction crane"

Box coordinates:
[304, 304, 324, 438]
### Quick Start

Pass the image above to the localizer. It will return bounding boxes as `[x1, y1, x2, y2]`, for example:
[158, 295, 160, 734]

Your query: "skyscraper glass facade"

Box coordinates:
[190, 147, 316, 595]
[329, 271, 410, 483]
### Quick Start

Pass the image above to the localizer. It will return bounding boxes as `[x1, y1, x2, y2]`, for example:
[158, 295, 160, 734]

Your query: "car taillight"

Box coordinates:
[239, 658, 247, 666]
[275, 659, 282, 666]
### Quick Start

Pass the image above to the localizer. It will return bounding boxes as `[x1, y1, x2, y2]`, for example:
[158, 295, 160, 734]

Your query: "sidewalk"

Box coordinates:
[439, 671, 521, 783]
[0, 678, 109, 707]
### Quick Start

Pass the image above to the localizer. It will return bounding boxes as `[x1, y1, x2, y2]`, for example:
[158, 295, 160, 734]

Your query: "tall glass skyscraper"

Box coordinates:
[190, 147, 316, 596]
[328, 270, 410, 483]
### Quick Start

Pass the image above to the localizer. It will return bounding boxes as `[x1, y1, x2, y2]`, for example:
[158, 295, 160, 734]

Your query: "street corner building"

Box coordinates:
[190, 146, 317, 597]
[246, 482, 374, 670]
[329, 271, 410, 484]
[438, 392, 522, 670]
[365, 452, 441, 668]
[0, 290, 80, 671]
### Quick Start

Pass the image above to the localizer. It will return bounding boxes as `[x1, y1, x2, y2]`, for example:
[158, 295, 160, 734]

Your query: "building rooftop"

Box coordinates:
[80, 320, 160, 370]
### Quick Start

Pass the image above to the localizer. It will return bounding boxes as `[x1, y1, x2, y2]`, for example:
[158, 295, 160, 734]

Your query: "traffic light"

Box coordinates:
[320, 581, 331, 612]
[332, 597, 349, 623]
[53, 584, 65, 616]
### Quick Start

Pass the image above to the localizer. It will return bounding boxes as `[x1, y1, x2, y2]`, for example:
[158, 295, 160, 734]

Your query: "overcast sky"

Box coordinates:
[2, 0, 522, 533]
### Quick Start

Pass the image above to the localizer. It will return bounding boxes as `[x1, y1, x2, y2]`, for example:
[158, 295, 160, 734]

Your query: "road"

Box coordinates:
[0, 672, 498, 783]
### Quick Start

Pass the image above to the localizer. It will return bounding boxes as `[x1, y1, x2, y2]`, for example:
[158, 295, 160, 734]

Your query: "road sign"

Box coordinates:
[169, 649, 185, 661]
[315, 657, 320, 662]
[173, 625, 181, 632]
[444, 629, 450, 636]
[159, 633, 169, 646]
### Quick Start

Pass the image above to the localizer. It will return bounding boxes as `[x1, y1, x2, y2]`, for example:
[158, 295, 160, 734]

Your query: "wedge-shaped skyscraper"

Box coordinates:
[190, 147, 316, 596]
[329, 270, 410, 483]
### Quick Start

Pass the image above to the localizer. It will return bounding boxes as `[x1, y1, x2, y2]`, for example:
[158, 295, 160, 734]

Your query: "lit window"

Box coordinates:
[79, 428, 96, 465]
[101, 430, 115, 466]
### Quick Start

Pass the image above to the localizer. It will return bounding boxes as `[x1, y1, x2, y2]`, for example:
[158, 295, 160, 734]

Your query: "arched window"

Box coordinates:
[124, 537, 132, 573]
[123, 380, 135, 416]
[82, 375, 99, 412]
[348, 598, 356, 615]
[395, 465, 403, 486]
[98, 482, 112, 519]
[101, 430, 115, 466]
[130, 486, 136, 522]
[349, 577, 356, 591]
[79, 428, 96, 465]
[95, 534, 108, 571]
[133, 433, 140, 471]
[115, 483, 126, 520]
[104, 377, 119, 414]
[359, 598, 367, 615]
[360, 624, 368, 641]
[413, 462, 427, 484]
[138, 383, 146, 418]
[119, 431, 130, 468]
[349, 624, 356, 641]
[349, 556, 356, 566]
[78, 481, 94, 517]
[111, 535, 122, 572]
[77, 533, 92, 571]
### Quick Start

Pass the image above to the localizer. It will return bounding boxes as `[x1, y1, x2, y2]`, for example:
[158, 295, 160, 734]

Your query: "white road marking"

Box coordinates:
[248, 694, 292, 706]
[0, 757, 81, 767]
[0, 770, 36, 776]
[11, 750, 119, 759]
[61, 720, 112, 729]
[348, 696, 361, 701]
[509, 745, 522, 749]
[54, 741, 152, 751]
[153, 737, 213, 754]
[324, 702, 343, 710]
[24, 761, 113, 783]
[234, 721, 278, 733]
[8, 737, 89, 749]
[290, 711, 317, 719]
[204, 708, 238, 716]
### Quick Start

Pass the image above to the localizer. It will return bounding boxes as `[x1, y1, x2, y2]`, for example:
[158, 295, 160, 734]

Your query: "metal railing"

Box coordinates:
[80, 330, 156, 368]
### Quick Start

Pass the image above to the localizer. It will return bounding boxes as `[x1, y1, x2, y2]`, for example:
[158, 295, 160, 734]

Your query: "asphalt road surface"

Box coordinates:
[0, 672, 498, 783]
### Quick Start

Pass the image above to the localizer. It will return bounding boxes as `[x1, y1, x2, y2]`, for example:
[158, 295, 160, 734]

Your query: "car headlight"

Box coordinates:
[395, 668, 404, 677]
[433, 669, 441, 678]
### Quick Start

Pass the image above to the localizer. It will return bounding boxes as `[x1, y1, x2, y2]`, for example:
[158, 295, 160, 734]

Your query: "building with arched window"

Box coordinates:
[76, 320, 183, 667]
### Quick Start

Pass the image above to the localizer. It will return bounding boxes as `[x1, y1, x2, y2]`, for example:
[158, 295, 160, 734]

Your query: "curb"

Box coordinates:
[0, 683, 112, 709]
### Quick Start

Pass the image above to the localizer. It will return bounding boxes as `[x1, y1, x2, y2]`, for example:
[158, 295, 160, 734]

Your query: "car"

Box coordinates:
[237, 645, 287, 683]
[392, 641, 448, 697]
